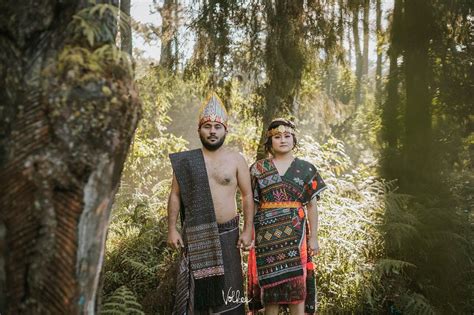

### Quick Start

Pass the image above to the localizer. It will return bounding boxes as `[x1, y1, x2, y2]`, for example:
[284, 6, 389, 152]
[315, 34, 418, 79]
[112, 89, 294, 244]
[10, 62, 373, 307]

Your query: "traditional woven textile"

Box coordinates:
[174, 217, 245, 315]
[170, 149, 225, 309]
[248, 157, 326, 313]
[173, 246, 194, 315]
[211, 216, 245, 314]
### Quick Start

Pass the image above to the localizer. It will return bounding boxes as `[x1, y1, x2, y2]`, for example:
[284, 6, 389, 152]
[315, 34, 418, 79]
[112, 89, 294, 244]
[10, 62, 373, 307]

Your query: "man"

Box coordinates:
[167, 92, 254, 315]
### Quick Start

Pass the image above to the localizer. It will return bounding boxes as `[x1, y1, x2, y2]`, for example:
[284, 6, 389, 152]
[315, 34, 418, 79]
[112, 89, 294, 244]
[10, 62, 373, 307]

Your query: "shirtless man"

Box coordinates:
[167, 93, 253, 314]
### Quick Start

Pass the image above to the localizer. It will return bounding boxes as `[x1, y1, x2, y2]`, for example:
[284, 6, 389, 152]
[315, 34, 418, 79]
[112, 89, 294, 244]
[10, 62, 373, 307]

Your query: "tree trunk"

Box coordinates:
[381, 0, 402, 181]
[361, 0, 369, 103]
[256, 0, 305, 159]
[351, 3, 362, 106]
[173, 0, 180, 71]
[402, 0, 433, 191]
[347, 20, 352, 68]
[160, 0, 175, 71]
[120, 0, 132, 56]
[0, 2, 141, 314]
[338, 0, 345, 60]
[375, 0, 382, 104]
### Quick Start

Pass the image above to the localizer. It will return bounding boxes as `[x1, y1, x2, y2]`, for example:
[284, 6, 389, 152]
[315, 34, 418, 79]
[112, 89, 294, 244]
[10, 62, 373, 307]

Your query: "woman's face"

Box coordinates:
[271, 131, 294, 154]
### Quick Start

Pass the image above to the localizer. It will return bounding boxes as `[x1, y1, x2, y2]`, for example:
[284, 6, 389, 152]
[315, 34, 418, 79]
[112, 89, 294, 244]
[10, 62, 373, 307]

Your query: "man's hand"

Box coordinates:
[308, 235, 320, 256]
[237, 228, 254, 251]
[168, 228, 184, 250]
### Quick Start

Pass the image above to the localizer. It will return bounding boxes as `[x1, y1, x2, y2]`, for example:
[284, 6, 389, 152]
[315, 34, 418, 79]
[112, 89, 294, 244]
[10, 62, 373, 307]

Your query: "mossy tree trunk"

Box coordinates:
[0, 1, 141, 314]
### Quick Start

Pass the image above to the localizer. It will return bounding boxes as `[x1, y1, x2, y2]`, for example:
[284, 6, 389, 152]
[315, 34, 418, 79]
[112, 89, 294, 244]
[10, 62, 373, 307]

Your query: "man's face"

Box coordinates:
[198, 121, 227, 151]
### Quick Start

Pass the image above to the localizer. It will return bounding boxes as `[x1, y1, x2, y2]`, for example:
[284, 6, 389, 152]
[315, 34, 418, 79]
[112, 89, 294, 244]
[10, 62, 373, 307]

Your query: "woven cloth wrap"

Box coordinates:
[169, 149, 225, 310]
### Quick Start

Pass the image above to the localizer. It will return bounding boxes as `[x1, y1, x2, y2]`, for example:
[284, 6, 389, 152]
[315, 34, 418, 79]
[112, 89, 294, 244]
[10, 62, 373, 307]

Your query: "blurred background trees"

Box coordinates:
[102, 0, 472, 314]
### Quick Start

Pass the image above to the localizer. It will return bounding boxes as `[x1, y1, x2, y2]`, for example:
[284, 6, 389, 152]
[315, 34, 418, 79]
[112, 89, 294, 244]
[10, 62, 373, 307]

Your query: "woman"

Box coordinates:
[248, 118, 327, 315]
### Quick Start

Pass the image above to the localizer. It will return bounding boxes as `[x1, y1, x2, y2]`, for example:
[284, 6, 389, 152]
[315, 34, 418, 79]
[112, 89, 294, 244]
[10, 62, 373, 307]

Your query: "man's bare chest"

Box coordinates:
[205, 161, 236, 187]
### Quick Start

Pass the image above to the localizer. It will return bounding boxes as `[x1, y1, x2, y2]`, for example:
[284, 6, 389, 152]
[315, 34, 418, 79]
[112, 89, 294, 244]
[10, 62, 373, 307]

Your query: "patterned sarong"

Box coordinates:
[170, 149, 225, 310]
[174, 217, 245, 315]
[254, 201, 305, 287]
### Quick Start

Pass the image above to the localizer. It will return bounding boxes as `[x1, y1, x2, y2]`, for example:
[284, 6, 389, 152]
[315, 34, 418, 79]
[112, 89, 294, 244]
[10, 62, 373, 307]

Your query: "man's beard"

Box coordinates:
[200, 134, 226, 151]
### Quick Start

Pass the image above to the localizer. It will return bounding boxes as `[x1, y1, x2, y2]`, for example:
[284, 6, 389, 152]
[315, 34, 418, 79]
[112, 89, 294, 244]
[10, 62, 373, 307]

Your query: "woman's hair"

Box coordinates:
[264, 118, 298, 155]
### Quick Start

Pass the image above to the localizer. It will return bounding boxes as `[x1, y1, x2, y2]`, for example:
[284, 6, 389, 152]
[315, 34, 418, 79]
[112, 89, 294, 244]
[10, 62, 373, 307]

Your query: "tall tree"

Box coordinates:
[256, 0, 305, 159]
[0, 2, 141, 313]
[401, 0, 434, 191]
[159, 0, 178, 71]
[375, 0, 382, 103]
[361, 0, 369, 102]
[186, 0, 232, 85]
[351, 1, 363, 106]
[361, 0, 369, 76]
[380, 1, 472, 312]
[380, 0, 402, 180]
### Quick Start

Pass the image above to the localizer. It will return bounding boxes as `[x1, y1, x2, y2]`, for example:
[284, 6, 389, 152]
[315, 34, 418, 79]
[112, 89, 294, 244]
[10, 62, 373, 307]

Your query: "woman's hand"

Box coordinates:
[237, 228, 254, 251]
[308, 235, 320, 256]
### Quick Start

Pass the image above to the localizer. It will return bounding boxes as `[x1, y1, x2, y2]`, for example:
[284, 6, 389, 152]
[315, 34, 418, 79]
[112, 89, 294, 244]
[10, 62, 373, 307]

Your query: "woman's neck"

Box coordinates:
[272, 151, 294, 161]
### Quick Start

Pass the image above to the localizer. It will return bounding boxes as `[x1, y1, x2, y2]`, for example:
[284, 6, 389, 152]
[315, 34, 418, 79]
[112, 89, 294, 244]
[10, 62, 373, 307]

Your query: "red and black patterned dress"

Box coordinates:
[247, 157, 326, 314]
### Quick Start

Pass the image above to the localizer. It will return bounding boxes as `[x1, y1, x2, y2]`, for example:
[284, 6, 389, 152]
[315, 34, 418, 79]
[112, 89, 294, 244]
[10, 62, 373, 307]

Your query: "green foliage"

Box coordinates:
[297, 136, 386, 312]
[223, 78, 262, 160]
[101, 286, 145, 315]
[102, 67, 189, 313]
[69, 4, 130, 48]
[400, 293, 436, 315]
[100, 1, 473, 313]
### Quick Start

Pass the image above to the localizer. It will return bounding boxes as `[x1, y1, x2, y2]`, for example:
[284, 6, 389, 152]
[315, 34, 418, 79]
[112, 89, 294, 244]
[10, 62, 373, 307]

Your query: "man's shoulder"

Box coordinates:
[169, 149, 203, 168]
[220, 148, 245, 162]
[169, 148, 200, 159]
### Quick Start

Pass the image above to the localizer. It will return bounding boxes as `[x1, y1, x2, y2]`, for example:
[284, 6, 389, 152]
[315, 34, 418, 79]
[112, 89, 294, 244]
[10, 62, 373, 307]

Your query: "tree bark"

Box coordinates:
[402, 0, 433, 191]
[160, 0, 175, 71]
[0, 2, 141, 314]
[173, 0, 180, 71]
[381, 0, 402, 181]
[256, 0, 305, 159]
[361, 0, 369, 103]
[351, 2, 362, 106]
[375, 0, 382, 104]
[347, 19, 352, 68]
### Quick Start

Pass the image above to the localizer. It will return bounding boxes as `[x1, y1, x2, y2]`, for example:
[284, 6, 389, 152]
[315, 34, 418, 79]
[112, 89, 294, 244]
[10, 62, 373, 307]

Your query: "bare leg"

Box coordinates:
[289, 302, 304, 315]
[264, 304, 280, 315]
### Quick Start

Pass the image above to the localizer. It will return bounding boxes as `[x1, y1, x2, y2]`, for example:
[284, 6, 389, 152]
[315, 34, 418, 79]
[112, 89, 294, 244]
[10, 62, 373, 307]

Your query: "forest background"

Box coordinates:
[0, 0, 472, 314]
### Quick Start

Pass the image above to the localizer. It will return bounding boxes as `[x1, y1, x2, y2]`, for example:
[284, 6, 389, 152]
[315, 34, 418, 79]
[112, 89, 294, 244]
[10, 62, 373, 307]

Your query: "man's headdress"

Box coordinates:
[198, 92, 228, 129]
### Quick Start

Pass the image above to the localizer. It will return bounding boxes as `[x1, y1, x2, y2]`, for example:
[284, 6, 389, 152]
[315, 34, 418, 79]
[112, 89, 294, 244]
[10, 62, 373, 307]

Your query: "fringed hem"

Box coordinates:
[260, 275, 306, 289]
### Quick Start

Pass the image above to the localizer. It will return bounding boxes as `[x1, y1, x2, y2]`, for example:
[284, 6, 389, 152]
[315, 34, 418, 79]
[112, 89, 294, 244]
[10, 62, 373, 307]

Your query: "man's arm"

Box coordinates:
[235, 154, 254, 249]
[167, 173, 184, 249]
[306, 197, 320, 256]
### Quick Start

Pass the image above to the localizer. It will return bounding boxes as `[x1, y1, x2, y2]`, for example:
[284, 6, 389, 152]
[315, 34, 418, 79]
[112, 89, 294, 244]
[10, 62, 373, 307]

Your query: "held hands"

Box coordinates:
[308, 235, 320, 256]
[167, 228, 184, 250]
[237, 228, 254, 251]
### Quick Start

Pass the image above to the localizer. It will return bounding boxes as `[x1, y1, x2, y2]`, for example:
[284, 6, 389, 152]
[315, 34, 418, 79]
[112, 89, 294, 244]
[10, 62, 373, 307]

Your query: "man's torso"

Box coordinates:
[202, 149, 239, 224]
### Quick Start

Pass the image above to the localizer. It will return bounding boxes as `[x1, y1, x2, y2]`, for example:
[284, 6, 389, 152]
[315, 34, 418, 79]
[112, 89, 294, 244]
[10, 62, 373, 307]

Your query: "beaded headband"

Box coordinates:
[266, 124, 295, 137]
